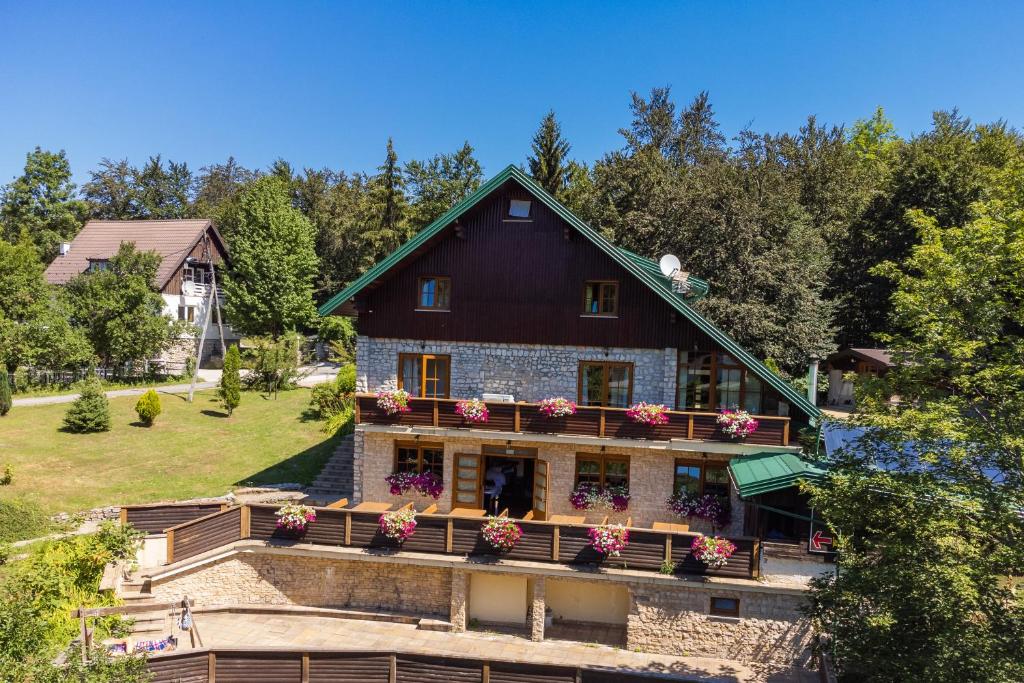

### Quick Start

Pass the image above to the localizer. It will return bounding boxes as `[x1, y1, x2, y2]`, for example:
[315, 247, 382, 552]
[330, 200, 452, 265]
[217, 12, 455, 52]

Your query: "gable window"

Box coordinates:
[582, 281, 618, 316]
[676, 351, 777, 414]
[395, 442, 444, 478]
[177, 305, 196, 323]
[575, 453, 630, 489]
[417, 276, 451, 311]
[508, 199, 532, 218]
[88, 259, 110, 273]
[674, 458, 730, 499]
[578, 361, 633, 408]
[398, 353, 450, 398]
[710, 596, 740, 617]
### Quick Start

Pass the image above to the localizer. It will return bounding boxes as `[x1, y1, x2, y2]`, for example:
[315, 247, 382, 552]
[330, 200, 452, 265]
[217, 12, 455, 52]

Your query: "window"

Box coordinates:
[676, 352, 713, 409]
[183, 267, 212, 285]
[508, 199, 532, 218]
[417, 276, 451, 311]
[673, 459, 730, 499]
[578, 361, 633, 408]
[88, 259, 109, 273]
[716, 354, 742, 409]
[582, 281, 618, 316]
[398, 353, 450, 398]
[177, 305, 196, 323]
[575, 453, 630, 489]
[710, 596, 739, 617]
[395, 442, 444, 478]
[676, 351, 773, 414]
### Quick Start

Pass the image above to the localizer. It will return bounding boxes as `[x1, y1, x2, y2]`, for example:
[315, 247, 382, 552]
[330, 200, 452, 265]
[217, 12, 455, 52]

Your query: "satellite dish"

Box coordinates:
[659, 254, 681, 277]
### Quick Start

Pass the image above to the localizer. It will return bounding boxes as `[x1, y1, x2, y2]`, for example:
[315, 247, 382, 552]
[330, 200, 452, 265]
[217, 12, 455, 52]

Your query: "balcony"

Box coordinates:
[355, 394, 792, 446]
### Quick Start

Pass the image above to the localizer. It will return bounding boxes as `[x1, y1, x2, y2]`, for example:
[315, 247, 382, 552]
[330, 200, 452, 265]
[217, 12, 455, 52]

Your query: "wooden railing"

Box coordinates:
[121, 502, 228, 534]
[161, 502, 759, 581]
[355, 394, 792, 446]
[147, 648, 693, 683]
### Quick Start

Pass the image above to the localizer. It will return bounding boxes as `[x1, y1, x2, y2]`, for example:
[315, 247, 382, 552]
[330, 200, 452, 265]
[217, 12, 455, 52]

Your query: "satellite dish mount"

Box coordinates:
[659, 254, 690, 294]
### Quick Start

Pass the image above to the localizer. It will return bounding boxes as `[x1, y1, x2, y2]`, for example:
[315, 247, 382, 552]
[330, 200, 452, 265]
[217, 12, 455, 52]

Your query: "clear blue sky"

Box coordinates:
[2, 1, 1022, 185]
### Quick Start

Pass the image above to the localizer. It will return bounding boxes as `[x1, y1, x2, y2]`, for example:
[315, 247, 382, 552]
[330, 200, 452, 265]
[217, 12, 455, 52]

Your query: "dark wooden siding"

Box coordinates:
[308, 652, 392, 682]
[215, 653, 301, 682]
[123, 503, 223, 534]
[162, 227, 229, 295]
[171, 507, 241, 562]
[147, 651, 208, 683]
[356, 181, 718, 351]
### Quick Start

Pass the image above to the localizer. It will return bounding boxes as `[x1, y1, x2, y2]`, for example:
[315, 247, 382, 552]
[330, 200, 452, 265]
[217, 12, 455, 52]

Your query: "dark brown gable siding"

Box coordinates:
[357, 181, 718, 351]
[162, 227, 230, 295]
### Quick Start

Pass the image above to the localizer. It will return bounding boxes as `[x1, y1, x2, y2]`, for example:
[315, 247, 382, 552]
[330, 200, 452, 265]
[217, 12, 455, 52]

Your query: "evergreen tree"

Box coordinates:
[81, 158, 139, 219]
[219, 345, 241, 415]
[0, 372, 11, 417]
[527, 111, 572, 196]
[405, 142, 483, 229]
[220, 176, 319, 336]
[363, 138, 409, 259]
[133, 389, 162, 426]
[193, 157, 257, 224]
[0, 147, 87, 261]
[132, 155, 194, 218]
[62, 376, 111, 433]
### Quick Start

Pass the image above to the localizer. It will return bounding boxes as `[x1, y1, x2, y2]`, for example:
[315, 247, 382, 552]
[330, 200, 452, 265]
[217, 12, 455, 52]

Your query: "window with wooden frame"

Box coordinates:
[676, 351, 778, 415]
[709, 596, 740, 617]
[578, 361, 633, 408]
[394, 442, 444, 478]
[673, 458, 730, 499]
[582, 281, 618, 316]
[417, 276, 451, 311]
[575, 453, 630, 489]
[397, 353, 450, 398]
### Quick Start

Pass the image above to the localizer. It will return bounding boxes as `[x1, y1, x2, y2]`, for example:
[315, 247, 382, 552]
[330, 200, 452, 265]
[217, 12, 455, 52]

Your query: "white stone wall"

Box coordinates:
[356, 336, 678, 406]
[358, 430, 746, 535]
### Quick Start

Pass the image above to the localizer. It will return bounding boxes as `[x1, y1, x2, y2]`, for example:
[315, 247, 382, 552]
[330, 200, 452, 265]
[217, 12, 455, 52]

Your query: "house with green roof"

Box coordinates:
[315, 164, 829, 671]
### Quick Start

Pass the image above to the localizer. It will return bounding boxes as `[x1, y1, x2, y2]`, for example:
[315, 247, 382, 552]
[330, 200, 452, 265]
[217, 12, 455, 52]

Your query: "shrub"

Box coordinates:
[310, 365, 355, 419]
[62, 376, 111, 433]
[322, 404, 355, 436]
[243, 333, 301, 395]
[0, 465, 11, 485]
[0, 497, 52, 544]
[0, 372, 11, 416]
[134, 389, 162, 426]
[220, 345, 241, 415]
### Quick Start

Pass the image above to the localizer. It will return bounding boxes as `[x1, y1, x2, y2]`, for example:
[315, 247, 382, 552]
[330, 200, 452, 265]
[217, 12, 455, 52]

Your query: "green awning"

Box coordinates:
[729, 452, 829, 498]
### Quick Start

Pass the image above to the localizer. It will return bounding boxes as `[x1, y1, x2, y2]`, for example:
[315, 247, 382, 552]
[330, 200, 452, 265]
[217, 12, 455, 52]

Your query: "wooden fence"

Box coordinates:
[147, 648, 693, 683]
[162, 503, 759, 580]
[355, 394, 791, 446]
[121, 503, 228, 534]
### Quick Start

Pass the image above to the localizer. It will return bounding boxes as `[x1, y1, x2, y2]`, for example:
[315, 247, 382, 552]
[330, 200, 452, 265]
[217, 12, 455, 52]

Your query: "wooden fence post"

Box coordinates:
[344, 511, 352, 545]
[240, 505, 250, 539]
[166, 529, 175, 564]
[301, 652, 310, 682]
[208, 651, 216, 682]
[664, 535, 673, 566]
[119, 508, 128, 525]
[482, 661, 490, 683]
[552, 526, 560, 562]
[389, 653, 397, 683]
[446, 518, 454, 553]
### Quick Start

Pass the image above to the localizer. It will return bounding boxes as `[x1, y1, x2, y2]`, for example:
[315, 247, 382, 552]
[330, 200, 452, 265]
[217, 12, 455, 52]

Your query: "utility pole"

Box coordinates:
[187, 233, 226, 403]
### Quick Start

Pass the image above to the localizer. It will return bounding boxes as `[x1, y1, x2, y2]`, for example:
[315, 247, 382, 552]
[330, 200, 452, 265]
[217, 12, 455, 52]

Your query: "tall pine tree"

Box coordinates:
[364, 138, 409, 260]
[527, 111, 572, 196]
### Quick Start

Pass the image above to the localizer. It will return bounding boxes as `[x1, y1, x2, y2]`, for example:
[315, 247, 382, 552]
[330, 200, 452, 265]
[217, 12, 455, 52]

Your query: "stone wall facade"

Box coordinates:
[628, 583, 814, 669]
[356, 336, 678, 406]
[358, 430, 746, 535]
[149, 553, 451, 617]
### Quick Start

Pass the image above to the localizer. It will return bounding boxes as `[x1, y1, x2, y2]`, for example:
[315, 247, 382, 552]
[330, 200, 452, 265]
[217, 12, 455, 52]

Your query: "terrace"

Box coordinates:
[355, 394, 793, 446]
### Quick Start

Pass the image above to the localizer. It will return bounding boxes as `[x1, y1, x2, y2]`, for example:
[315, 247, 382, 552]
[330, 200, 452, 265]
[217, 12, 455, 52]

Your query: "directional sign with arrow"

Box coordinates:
[808, 510, 834, 553]
[810, 529, 833, 551]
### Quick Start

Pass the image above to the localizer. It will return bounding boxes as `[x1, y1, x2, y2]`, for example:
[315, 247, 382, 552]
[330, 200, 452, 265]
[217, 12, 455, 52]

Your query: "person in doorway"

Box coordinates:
[484, 464, 507, 514]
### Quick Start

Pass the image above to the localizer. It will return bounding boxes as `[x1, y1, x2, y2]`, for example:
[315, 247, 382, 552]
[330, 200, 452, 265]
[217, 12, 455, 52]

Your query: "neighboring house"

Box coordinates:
[312, 165, 830, 673]
[44, 219, 239, 369]
[824, 347, 893, 408]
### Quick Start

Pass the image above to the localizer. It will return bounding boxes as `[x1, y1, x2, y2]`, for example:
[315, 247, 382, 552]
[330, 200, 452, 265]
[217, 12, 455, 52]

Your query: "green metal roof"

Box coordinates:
[729, 452, 829, 498]
[318, 164, 820, 421]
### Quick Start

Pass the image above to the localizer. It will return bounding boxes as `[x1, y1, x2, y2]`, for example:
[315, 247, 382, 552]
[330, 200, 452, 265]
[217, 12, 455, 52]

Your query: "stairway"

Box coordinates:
[303, 434, 355, 505]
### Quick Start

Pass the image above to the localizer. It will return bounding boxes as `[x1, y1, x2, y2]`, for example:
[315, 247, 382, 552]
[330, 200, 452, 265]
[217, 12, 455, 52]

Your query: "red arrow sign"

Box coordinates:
[811, 530, 833, 550]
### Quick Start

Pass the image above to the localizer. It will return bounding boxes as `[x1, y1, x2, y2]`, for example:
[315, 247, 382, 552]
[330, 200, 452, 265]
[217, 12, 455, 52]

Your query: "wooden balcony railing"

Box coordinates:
[159, 502, 760, 581]
[355, 394, 792, 446]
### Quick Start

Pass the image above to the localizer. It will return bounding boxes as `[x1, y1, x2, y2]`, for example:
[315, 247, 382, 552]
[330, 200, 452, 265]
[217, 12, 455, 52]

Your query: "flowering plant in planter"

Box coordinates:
[717, 409, 759, 439]
[690, 534, 737, 569]
[275, 503, 317, 535]
[569, 483, 630, 512]
[588, 524, 630, 556]
[666, 492, 731, 528]
[384, 472, 445, 499]
[377, 389, 411, 415]
[455, 398, 489, 423]
[378, 508, 417, 542]
[626, 402, 669, 426]
[481, 516, 523, 552]
[538, 397, 577, 418]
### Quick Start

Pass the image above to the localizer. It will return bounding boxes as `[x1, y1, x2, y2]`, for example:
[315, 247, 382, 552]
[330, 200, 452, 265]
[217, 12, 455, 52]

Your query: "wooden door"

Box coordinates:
[453, 453, 483, 508]
[531, 460, 550, 521]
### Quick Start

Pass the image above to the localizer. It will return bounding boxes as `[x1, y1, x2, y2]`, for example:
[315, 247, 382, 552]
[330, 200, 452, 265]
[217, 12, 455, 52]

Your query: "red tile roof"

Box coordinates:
[44, 219, 216, 289]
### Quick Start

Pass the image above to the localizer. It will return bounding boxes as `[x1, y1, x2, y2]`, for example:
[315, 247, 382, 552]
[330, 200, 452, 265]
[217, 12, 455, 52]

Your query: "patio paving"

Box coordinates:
[179, 611, 816, 682]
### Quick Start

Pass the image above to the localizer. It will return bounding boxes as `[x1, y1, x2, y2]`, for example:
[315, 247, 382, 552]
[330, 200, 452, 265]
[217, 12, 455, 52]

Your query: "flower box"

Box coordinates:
[480, 516, 523, 553]
[455, 398, 489, 424]
[588, 524, 630, 557]
[626, 402, 669, 426]
[717, 409, 759, 439]
[569, 483, 630, 512]
[275, 503, 316, 538]
[690, 534, 737, 569]
[385, 472, 444, 499]
[378, 508, 417, 543]
[538, 397, 577, 418]
[666, 492, 731, 528]
[376, 389, 411, 416]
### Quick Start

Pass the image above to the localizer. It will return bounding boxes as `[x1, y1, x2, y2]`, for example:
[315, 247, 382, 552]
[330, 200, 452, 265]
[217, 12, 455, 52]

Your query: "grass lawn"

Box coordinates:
[0, 388, 337, 516]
